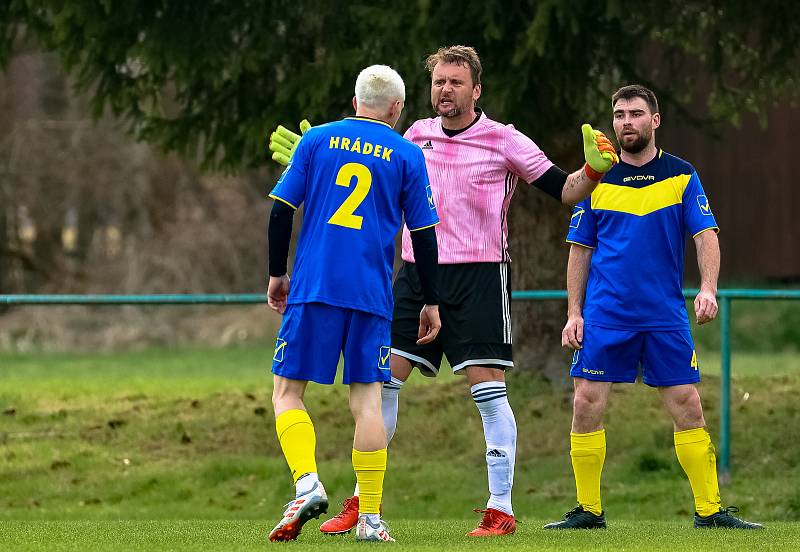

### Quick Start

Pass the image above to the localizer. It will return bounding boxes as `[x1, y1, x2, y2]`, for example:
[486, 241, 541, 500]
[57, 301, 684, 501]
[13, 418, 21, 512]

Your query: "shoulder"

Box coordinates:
[404, 117, 439, 137]
[659, 150, 697, 175]
[301, 120, 342, 142]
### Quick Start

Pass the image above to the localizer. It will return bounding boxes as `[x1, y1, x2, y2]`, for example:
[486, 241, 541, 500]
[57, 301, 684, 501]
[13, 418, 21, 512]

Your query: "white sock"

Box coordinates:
[361, 513, 381, 525]
[354, 376, 404, 497]
[381, 377, 404, 443]
[471, 381, 516, 516]
[295, 472, 320, 497]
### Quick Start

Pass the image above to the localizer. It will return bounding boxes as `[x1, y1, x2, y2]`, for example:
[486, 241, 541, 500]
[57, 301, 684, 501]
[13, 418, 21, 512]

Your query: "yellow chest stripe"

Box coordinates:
[591, 174, 691, 216]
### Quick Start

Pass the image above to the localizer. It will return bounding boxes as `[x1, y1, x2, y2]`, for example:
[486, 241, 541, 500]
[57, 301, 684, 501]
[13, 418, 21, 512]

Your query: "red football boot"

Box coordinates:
[467, 508, 517, 537]
[319, 496, 359, 535]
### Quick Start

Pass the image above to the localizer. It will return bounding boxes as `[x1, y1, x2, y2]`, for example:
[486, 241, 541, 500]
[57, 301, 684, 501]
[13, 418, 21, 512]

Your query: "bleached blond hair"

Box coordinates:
[355, 65, 405, 110]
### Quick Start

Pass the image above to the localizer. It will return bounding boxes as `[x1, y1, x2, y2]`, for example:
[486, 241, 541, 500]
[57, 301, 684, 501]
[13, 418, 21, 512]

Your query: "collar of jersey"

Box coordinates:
[618, 148, 662, 170]
[438, 107, 484, 138]
[345, 116, 392, 128]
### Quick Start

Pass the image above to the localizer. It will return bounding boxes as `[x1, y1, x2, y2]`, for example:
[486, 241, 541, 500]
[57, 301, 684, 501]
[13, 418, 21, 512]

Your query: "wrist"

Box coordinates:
[583, 163, 603, 182]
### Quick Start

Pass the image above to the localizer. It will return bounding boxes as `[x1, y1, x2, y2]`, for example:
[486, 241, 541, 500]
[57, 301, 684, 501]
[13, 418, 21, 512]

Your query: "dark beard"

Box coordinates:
[437, 104, 462, 118]
[620, 132, 650, 154]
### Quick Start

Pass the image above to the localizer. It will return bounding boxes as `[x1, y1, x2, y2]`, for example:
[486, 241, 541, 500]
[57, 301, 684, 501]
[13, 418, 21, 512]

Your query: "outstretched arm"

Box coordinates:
[561, 125, 619, 206]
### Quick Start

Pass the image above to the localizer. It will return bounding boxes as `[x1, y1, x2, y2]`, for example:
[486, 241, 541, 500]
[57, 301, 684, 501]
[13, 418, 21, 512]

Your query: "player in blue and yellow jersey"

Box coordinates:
[545, 85, 763, 530]
[266, 65, 441, 543]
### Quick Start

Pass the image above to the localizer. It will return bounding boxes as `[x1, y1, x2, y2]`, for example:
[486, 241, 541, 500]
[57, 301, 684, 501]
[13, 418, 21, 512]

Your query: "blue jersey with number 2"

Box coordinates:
[270, 117, 439, 320]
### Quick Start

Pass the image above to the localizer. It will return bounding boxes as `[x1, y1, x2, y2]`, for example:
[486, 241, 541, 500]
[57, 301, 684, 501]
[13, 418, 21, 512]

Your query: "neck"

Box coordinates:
[355, 107, 392, 126]
[620, 141, 658, 167]
[441, 106, 477, 130]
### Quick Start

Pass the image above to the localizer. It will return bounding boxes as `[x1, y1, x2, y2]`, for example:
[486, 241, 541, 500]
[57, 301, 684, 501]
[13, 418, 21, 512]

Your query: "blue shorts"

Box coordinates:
[569, 324, 700, 387]
[271, 302, 391, 385]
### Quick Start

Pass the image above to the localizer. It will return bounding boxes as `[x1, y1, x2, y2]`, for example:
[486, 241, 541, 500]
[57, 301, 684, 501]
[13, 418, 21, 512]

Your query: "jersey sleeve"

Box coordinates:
[268, 133, 313, 209]
[504, 125, 555, 184]
[682, 171, 719, 237]
[565, 198, 597, 248]
[401, 146, 440, 231]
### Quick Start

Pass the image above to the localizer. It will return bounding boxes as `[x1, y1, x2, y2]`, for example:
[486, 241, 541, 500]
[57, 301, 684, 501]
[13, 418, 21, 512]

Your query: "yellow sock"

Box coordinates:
[275, 409, 317, 483]
[674, 428, 721, 516]
[570, 429, 606, 515]
[352, 448, 387, 514]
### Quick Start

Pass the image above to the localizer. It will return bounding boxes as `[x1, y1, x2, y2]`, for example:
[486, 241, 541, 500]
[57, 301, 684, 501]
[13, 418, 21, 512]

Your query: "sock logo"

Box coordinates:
[486, 448, 506, 458]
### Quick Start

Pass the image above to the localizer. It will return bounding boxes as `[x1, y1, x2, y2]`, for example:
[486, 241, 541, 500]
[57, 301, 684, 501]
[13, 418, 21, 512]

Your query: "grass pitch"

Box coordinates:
[1, 519, 798, 551]
[1, 345, 799, 550]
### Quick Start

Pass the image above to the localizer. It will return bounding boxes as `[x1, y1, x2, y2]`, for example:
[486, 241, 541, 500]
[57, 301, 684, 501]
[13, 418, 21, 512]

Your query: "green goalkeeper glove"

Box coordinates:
[268, 119, 312, 166]
[582, 123, 619, 181]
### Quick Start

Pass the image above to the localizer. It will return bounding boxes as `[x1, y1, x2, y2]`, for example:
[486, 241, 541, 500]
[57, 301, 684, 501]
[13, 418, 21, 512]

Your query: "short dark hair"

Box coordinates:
[612, 85, 659, 114]
[425, 45, 482, 86]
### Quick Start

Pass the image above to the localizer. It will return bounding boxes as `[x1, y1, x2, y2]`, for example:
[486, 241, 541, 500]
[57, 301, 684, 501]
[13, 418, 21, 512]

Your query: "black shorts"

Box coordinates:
[391, 262, 513, 376]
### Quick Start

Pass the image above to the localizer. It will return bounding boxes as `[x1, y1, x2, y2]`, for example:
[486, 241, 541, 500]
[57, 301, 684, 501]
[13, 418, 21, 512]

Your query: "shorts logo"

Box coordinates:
[571, 350, 580, 365]
[696, 195, 712, 215]
[569, 207, 584, 229]
[691, 349, 698, 370]
[273, 338, 287, 363]
[378, 346, 391, 370]
[582, 367, 605, 375]
[426, 184, 436, 209]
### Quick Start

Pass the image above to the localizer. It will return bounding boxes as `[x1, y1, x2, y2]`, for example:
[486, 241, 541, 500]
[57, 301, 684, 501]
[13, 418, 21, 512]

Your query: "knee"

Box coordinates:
[676, 391, 704, 422]
[671, 389, 702, 412]
[573, 390, 602, 415]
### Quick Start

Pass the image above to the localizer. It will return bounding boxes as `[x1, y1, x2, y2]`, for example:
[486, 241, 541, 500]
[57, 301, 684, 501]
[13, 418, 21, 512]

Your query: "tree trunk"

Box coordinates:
[508, 183, 574, 381]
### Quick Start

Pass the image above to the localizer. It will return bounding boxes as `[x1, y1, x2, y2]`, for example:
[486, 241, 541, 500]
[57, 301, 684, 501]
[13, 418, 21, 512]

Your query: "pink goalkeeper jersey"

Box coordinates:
[401, 111, 554, 264]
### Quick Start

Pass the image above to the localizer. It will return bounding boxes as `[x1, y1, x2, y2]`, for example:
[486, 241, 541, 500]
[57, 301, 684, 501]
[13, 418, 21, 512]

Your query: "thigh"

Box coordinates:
[271, 302, 345, 385]
[344, 310, 392, 385]
[569, 324, 643, 383]
[642, 329, 700, 387]
[390, 262, 444, 376]
[442, 263, 513, 373]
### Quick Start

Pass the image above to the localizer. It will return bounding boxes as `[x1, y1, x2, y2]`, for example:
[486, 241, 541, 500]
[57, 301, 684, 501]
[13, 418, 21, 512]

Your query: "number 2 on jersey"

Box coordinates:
[328, 162, 372, 230]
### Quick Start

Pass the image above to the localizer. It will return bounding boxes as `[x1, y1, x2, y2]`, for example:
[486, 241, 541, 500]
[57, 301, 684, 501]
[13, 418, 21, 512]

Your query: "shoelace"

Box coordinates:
[562, 506, 584, 519]
[473, 508, 518, 530]
[331, 498, 358, 520]
[473, 508, 501, 528]
[280, 498, 300, 518]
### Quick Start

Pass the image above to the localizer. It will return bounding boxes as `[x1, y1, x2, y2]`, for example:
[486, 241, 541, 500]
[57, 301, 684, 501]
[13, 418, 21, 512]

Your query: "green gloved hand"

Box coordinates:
[268, 119, 312, 166]
[581, 123, 619, 180]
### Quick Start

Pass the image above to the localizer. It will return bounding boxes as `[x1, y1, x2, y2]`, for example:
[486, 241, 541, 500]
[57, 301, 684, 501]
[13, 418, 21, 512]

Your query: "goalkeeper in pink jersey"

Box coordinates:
[269, 45, 618, 537]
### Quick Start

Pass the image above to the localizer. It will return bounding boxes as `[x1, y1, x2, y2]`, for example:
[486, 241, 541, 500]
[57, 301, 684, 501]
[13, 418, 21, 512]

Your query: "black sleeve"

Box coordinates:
[268, 200, 295, 277]
[531, 165, 568, 202]
[409, 226, 439, 304]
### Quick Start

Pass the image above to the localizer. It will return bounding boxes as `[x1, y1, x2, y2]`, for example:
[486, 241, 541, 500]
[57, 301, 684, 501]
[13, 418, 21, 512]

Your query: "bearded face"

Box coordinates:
[612, 97, 659, 154]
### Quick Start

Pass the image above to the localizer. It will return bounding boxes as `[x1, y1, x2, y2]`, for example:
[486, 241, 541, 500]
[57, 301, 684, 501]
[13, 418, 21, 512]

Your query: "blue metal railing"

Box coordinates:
[2, 288, 800, 482]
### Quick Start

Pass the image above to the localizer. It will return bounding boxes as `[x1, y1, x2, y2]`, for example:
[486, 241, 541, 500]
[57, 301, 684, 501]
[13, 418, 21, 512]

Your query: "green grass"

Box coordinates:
[689, 298, 800, 353]
[1, 520, 798, 551]
[1, 345, 799, 550]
